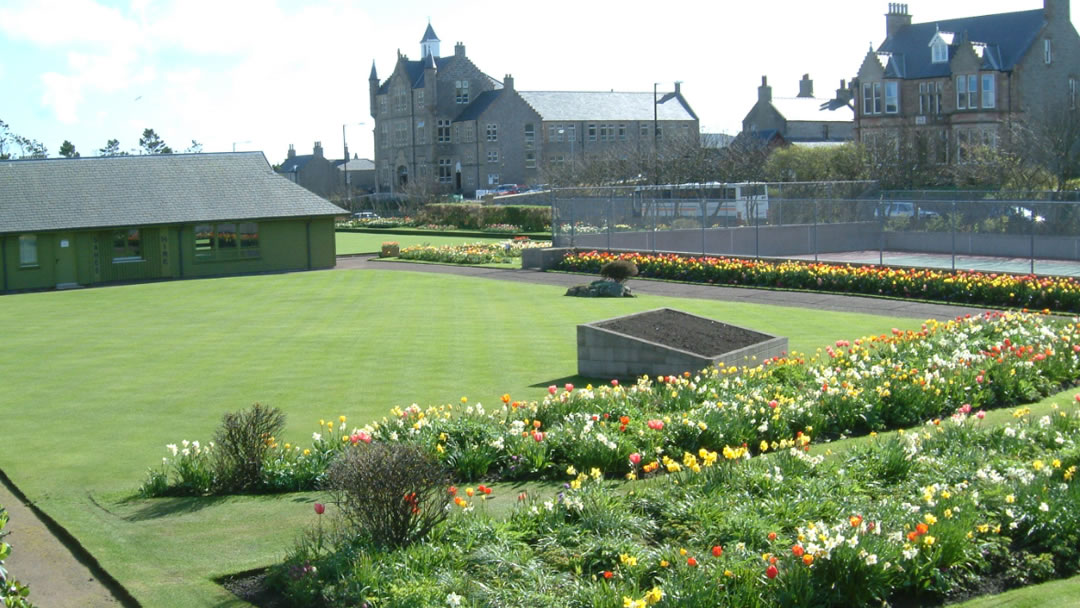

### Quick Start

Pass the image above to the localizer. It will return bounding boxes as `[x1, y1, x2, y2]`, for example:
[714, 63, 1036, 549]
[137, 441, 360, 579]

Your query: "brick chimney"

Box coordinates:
[836, 79, 853, 105]
[798, 74, 814, 98]
[886, 3, 911, 39]
[287, 144, 296, 159]
[313, 141, 323, 158]
[1046, 0, 1070, 22]
[454, 42, 465, 57]
[503, 74, 514, 90]
[675, 81, 682, 96]
[758, 76, 772, 103]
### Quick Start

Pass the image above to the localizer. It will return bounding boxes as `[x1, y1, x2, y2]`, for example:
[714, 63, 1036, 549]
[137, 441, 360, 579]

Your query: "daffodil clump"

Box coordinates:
[558, 250, 1080, 312]
[398, 239, 551, 264]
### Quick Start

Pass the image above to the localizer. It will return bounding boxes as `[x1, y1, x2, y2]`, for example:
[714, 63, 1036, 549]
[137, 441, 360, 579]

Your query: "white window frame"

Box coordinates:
[956, 76, 967, 110]
[485, 123, 497, 142]
[862, 83, 873, 115]
[455, 80, 470, 104]
[981, 74, 996, 109]
[884, 81, 899, 114]
[487, 173, 499, 186]
[872, 83, 882, 114]
[487, 150, 498, 164]
[931, 40, 948, 64]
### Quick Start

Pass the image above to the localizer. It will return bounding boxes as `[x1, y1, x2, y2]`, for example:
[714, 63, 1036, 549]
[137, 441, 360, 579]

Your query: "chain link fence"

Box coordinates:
[536, 183, 1080, 276]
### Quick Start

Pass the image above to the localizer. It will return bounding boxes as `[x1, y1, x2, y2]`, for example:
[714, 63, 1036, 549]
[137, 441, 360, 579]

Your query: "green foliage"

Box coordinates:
[212, 403, 286, 493]
[600, 260, 639, 284]
[0, 507, 35, 607]
[325, 442, 452, 549]
[418, 204, 551, 232]
[138, 128, 172, 155]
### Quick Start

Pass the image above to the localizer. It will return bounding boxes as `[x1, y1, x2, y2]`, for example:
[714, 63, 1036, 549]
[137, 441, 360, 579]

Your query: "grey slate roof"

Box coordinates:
[0, 152, 345, 235]
[878, 9, 1044, 79]
[454, 89, 505, 121]
[421, 23, 439, 42]
[771, 97, 854, 123]
[279, 154, 314, 173]
[516, 91, 697, 122]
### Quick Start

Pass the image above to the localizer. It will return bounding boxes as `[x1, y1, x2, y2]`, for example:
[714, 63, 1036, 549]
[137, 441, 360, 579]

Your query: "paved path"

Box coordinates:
[337, 255, 989, 321]
[0, 257, 989, 608]
[0, 473, 125, 607]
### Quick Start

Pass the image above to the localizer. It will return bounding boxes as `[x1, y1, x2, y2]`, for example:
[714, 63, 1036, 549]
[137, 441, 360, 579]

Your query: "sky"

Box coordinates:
[0, 0, 1071, 165]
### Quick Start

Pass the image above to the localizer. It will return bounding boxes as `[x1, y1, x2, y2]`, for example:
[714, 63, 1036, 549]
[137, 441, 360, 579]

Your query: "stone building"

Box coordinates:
[854, 0, 1080, 163]
[369, 24, 699, 196]
[742, 75, 854, 145]
[277, 142, 339, 199]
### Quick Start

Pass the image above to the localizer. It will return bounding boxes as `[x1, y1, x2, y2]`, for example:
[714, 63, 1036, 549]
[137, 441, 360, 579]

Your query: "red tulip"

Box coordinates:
[314, 502, 325, 515]
[766, 565, 778, 579]
[711, 545, 723, 557]
[629, 452, 642, 466]
[791, 545, 804, 557]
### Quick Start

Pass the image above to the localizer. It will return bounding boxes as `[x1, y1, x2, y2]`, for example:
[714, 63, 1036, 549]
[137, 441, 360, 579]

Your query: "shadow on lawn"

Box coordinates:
[122, 495, 231, 521]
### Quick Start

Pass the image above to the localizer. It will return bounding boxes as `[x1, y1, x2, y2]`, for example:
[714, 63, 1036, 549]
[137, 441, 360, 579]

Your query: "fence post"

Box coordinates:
[951, 200, 956, 272]
[701, 198, 706, 256]
[607, 189, 613, 252]
[570, 193, 576, 247]
[755, 196, 760, 259]
[813, 198, 819, 262]
[878, 198, 884, 266]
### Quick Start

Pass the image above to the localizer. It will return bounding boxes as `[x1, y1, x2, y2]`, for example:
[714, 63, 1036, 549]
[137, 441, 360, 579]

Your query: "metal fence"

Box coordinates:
[538, 183, 1080, 277]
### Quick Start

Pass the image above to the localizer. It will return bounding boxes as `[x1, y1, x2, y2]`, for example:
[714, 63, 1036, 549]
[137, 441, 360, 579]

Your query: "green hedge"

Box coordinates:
[418, 204, 551, 232]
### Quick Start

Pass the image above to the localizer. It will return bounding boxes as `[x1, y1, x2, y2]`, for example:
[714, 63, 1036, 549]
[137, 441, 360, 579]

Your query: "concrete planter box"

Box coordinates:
[577, 308, 787, 380]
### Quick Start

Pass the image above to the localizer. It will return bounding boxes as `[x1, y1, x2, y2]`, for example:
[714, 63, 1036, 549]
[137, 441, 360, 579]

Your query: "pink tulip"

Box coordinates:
[548, 385, 557, 395]
[629, 452, 642, 465]
[565, 383, 574, 392]
[314, 503, 325, 515]
[768, 400, 779, 409]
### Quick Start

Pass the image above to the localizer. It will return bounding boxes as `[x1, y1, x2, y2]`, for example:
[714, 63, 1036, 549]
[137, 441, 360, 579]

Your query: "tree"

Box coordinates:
[183, 140, 203, 153]
[138, 128, 173, 155]
[58, 140, 79, 158]
[98, 139, 127, 157]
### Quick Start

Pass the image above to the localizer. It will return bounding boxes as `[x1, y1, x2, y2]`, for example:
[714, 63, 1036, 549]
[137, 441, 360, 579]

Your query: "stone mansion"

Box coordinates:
[369, 24, 699, 196]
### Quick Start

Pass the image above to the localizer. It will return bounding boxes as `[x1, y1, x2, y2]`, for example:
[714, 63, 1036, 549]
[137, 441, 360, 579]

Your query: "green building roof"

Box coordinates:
[0, 152, 346, 235]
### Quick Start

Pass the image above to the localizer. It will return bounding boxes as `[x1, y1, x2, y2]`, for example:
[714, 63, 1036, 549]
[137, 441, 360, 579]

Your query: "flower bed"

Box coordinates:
[275, 401, 1080, 607]
[397, 239, 552, 265]
[0, 506, 34, 607]
[556, 250, 1080, 313]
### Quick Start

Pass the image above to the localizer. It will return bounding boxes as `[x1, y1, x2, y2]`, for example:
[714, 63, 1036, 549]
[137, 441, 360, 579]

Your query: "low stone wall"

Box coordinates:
[577, 309, 787, 379]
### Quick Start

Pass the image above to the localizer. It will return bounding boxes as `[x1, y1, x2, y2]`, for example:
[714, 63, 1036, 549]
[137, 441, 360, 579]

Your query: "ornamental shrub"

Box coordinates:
[326, 442, 451, 549]
[212, 403, 286, 493]
[0, 506, 34, 607]
[599, 260, 638, 283]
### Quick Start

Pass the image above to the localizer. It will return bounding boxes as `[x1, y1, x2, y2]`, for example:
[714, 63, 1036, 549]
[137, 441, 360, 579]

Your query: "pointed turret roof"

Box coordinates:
[421, 23, 439, 42]
[369, 61, 378, 80]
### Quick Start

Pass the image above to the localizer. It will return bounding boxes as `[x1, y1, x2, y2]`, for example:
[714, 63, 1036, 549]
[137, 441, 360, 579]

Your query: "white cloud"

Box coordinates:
[40, 71, 83, 123]
[0, 0, 141, 47]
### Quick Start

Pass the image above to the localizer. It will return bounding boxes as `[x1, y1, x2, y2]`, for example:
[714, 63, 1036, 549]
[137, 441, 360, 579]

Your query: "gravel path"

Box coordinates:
[0, 256, 990, 608]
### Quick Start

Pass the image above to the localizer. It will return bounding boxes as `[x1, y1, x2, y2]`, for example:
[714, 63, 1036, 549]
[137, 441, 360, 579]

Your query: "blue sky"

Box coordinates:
[0, 0, 1068, 165]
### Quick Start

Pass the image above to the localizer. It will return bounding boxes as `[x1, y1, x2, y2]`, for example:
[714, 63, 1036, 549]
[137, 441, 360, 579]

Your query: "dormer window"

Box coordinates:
[931, 40, 948, 63]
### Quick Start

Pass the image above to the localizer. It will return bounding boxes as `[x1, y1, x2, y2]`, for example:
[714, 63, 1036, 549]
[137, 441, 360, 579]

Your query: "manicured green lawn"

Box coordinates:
[0, 269, 1073, 607]
[336, 232, 515, 255]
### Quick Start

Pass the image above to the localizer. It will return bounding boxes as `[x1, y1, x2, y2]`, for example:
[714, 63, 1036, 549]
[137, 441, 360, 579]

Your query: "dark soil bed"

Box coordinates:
[220, 569, 289, 608]
[596, 309, 770, 357]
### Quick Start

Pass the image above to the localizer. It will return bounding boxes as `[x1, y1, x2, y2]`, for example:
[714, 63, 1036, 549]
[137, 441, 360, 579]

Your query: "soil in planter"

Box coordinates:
[597, 309, 770, 358]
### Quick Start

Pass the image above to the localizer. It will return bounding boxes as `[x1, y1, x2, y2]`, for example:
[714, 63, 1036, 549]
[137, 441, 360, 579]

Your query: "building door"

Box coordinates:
[54, 232, 77, 287]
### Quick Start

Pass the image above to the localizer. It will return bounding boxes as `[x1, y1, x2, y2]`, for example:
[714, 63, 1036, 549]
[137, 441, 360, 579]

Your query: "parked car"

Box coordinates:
[353, 211, 380, 220]
[874, 202, 939, 219]
[495, 184, 524, 195]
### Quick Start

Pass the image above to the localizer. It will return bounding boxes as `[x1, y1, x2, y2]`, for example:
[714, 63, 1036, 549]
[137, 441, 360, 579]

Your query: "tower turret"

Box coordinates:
[421, 23, 440, 59]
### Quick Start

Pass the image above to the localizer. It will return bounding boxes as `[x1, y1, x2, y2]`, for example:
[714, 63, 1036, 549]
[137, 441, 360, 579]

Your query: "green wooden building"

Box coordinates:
[0, 152, 345, 292]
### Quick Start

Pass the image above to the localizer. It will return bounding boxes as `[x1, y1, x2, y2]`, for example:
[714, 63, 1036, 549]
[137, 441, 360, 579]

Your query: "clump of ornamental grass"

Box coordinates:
[212, 403, 286, 493]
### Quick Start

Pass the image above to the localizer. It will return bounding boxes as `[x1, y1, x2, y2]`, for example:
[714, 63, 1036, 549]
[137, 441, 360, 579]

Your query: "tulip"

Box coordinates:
[711, 545, 723, 557]
[629, 452, 642, 466]
[766, 565, 778, 579]
[313, 502, 325, 515]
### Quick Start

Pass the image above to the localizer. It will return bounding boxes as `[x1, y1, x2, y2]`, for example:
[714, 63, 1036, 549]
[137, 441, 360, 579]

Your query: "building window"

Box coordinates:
[416, 122, 426, 145]
[112, 228, 142, 261]
[378, 97, 387, 115]
[566, 124, 576, 142]
[640, 123, 649, 138]
[588, 124, 597, 142]
[394, 123, 407, 146]
[885, 82, 899, 113]
[394, 89, 407, 113]
[487, 150, 499, 163]
[18, 234, 37, 266]
[437, 120, 451, 143]
[194, 223, 259, 261]
[549, 125, 561, 142]
[956, 76, 968, 109]
[455, 80, 470, 104]
[873, 83, 882, 114]
[487, 173, 499, 185]
[933, 81, 943, 114]
[862, 83, 873, 115]
[981, 74, 996, 109]
[416, 90, 424, 107]
[1045, 39, 1053, 64]
[918, 83, 928, 114]
[937, 130, 949, 164]
[525, 151, 536, 169]
[618, 124, 627, 141]
[379, 124, 389, 148]
[524, 123, 535, 149]
[438, 158, 452, 183]
[486, 123, 497, 141]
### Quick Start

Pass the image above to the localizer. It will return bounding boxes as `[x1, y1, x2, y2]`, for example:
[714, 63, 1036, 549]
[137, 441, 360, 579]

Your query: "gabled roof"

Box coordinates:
[770, 97, 854, 123]
[336, 158, 376, 171]
[877, 9, 1044, 78]
[377, 55, 456, 92]
[279, 154, 314, 173]
[0, 152, 344, 235]
[516, 91, 697, 122]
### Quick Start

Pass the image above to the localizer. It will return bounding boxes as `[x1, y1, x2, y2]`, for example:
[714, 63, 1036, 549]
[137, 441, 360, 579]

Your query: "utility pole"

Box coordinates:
[653, 83, 659, 184]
